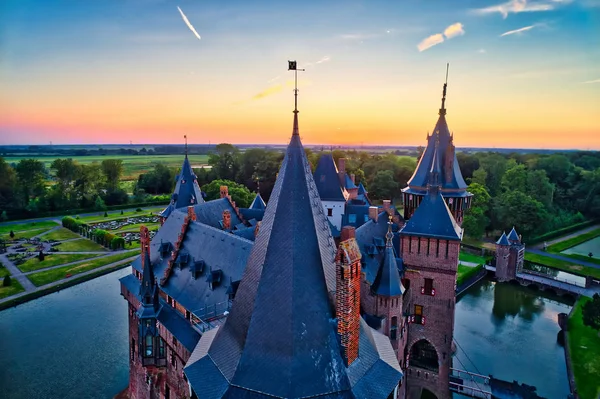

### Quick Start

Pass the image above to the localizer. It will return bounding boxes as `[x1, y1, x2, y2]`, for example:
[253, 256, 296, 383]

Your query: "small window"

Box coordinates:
[327, 208, 333, 217]
[423, 278, 434, 296]
[145, 335, 153, 357]
[165, 385, 170, 399]
[170, 351, 176, 367]
[390, 317, 398, 341]
[415, 305, 423, 316]
[172, 336, 177, 346]
[158, 338, 165, 358]
[414, 305, 424, 325]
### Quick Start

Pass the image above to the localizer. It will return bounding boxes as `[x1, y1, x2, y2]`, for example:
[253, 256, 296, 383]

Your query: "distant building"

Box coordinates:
[495, 227, 525, 281]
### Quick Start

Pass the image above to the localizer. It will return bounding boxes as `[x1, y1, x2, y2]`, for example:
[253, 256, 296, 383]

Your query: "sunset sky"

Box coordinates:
[1, 0, 599, 149]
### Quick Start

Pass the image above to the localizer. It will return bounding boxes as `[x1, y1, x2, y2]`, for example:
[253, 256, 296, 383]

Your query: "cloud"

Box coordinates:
[253, 84, 285, 100]
[472, 0, 571, 18]
[444, 23, 465, 39]
[177, 6, 201, 41]
[582, 78, 600, 84]
[300, 55, 332, 69]
[500, 25, 536, 36]
[417, 34, 445, 51]
[315, 56, 331, 64]
[478, 48, 487, 53]
[417, 22, 464, 52]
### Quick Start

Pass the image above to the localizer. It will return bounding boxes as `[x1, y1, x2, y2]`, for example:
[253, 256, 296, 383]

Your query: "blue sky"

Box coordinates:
[1, 0, 599, 148]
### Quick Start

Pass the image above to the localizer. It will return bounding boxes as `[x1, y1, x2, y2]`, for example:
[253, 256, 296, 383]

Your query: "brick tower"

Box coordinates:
[495, 227, 525, 282]
[399, 176, 463, 398]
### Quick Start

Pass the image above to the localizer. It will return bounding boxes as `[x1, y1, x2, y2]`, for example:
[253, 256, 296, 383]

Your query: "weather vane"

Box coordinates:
[288, 61, 305, 113]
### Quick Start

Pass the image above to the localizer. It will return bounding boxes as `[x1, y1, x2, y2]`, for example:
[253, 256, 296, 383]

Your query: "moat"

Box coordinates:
[0, 270, 572, 399]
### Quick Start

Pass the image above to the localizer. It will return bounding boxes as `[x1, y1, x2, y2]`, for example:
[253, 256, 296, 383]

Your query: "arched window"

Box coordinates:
[409, 339, 439, 372]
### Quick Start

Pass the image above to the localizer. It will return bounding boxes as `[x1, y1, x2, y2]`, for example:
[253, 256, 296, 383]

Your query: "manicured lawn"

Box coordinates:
[39, 227, 81, 241]
[113, 222, 160, 233]
[56, 238, 107, 252]
[78, 206, 165, 223]
[0, 265, 9, 278]
[456, 264, 483, 286]
[564, 253, 600, 266]
[18, 253, 100, 272]
[524, 252, 600, 280]
[0, 220, 59, 235]
[568, 296, 600, 399]
[459, 252, 488, 265]
[28, 251, 138, 287]
[0, 227, 54, 241]
[548, 228, 600, 253]
[0, 278, 25, 299]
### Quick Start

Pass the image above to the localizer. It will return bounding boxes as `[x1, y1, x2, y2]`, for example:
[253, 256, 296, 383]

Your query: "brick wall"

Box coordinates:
[495, 244, 513, 281]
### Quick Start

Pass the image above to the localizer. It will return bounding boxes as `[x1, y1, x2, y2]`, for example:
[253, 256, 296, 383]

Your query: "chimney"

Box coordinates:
[187, 206, 197, 222]
[336, 226, 361, 366]
[222, 210, 231, 230]
[383, 200, 391, 213]
[254, 221, 261, 238]
[140, 225, 150, 264]
[350, 173, 355, 184]
[220, 186, 229, 199]
[368, 206, 379, 222]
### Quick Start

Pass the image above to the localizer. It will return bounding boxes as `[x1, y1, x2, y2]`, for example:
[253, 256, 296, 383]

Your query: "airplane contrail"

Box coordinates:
[177, 6, 201, 41]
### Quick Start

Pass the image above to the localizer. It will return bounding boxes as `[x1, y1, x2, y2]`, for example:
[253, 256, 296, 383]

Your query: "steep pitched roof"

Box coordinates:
[508, 227, 520, 242]
[185, 110, 400, 399]
[313, 153, 347, 201]
[405, 82, 468, 192]
[400, 188, 462, 241]
[345, 174, 357, 190]
[172, 155, 205, 209]
[192, 198, 244, 230]
[249, 193, 266, 210]
[496, 232, 509, 246]
[371, 224, 405, 297]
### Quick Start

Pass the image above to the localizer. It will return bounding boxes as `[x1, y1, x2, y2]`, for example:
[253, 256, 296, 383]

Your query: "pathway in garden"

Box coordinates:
[18, 249, 138, 275]
[0, 254, 36, 291]
[0, 255, 138, 306]
[533, 224, 600, 249]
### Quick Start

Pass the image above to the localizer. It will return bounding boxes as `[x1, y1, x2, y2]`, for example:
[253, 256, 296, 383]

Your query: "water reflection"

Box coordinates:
[454, 280, 573, 399]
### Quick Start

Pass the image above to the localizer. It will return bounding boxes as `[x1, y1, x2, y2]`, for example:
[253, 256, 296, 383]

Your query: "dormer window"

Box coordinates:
[206, 269, 223, 290]
[191, 260, 205, 279]
[176, 252, 189, 268]
[159, 242, 172, 258]
[226, 280, 240, 300]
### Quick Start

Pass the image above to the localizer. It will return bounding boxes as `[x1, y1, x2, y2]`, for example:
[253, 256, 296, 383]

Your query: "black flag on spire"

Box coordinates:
[288, 60, 297, 70]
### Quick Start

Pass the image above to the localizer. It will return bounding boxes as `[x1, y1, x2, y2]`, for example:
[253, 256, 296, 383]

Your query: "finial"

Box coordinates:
[184, 135, 188, 156]
[439, 63, 449, 116]
[386, 215, 393, 247]
[288, 61, 305, 136]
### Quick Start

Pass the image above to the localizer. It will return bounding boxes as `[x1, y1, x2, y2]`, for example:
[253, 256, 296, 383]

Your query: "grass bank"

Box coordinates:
[0, 262, 131, 311]
[459, 252, 489, 265]
[524, 253, 600, 280]
[28, 251, 137, 286]
[0, 279, 25, 299]
[0, 221, 59, 235]
[0, 227, 55, 241]
[18, 253, 100, 272]
[567, 296, 600, 399]
[548, 228, 600, 253]
[456, 264, 483, 286]
[39, 227, 81, 241]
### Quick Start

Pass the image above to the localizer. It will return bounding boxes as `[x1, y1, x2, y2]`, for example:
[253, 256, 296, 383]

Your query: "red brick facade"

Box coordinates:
[336, 227, 362, 366]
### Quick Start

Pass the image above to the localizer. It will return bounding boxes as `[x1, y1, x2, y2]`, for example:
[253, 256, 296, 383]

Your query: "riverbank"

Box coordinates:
[567, 296, 600, 399]
[0, 261, 132, 311]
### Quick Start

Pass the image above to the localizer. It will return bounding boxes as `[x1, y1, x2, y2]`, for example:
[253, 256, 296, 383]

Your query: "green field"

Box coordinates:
[27, 251, 138, 287]
[0, 221, 59, 235]
[78, 207, 165, 223]
[4, 154, 209, 181]
[40, 227, 81, 241]
[56, 239, 107, 252]
[524, 252, 600, 279]
[0, 227, 55, 241]
[459, 252, 489, 265]
[0, 278, 25, 299]
[0, 265, 9, 278]
[568, 296, 600, 399]
[18, 253, 99, 272]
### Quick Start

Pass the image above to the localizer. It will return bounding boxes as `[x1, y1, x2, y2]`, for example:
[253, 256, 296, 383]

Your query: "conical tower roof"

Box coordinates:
[400, 188, 462, 241]
[249, 192, 266, 210]
[171, 154, 205, 209]
[507, 227, 520, 242]
[372, 220, 405, 297]
[496, 232, 510, 246]
[184, 91, 401, 399]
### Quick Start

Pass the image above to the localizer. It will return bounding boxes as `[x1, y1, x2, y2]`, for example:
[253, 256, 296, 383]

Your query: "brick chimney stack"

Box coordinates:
[140, 225, 150, 265]
[187, 206, 197, 222]
[383, 200, 391, 214]
[368, 206, 379, 222]
[336, 226, 362, 366]
[222, 210, 231, 230]
[220, 186, 229, 199]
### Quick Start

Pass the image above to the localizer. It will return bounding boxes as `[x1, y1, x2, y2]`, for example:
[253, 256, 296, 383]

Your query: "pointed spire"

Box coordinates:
[428, 133, 442, 191]
[288, 60, 304, 136]
[184, 134, 188, 157]
[386, 214, 394, 248]
[496, 232, 510, 246]
[372, 215, 404, 297]
[139, 226, 155, 304]
[439, 63, 449, 116]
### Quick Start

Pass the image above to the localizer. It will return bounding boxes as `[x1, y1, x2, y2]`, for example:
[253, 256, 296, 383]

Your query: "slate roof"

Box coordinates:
[508, 227, 520, 242]
[496, 232, 509, 246]
[238, 208, 265, 223]
[400, 188, 462, 241]
[345, 174, 357, 190]
[405, 86, 468, 193]
[313, 153, 347, 201]
[173, 155, 205, 208]
[249, 193, 266, 210]
[184, 111, 400, 399]
[371, 227, 405, 297]
[157, 301, 201, 352]
[193, 198, 244, 230]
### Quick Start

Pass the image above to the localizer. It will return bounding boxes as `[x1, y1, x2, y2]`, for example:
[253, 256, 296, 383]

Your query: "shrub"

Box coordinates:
[62, 216, 77, 230]
[120, 210, 124, 215]
[111, 236, 126, 250]
[9, 230, 15, 239]
[38, 251, 45, 261]
[3, 275, 11, 287]
[136, 208, 142, 212]
[104, 211, 108, 217]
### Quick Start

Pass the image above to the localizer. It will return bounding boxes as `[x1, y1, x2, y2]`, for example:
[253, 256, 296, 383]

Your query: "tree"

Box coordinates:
[0, 157, 17, 211]
[74, 163, 103, 207]
[478, 153, 510, 196]
[582, 294, 600, 330]
[9, 230, 14, 239]
[470, 167, 488, 186]
[494, 191, 547, 240]
[94, 196, 107, 211]
[15, 159, 47, 208]
[457, 152, 480, 182]
[137, 164, 176, 195]
[101, 159, 124, 192]
[0, 211, 7, 222]
[202, 179, 255, 208]
[208, 143, 240, 181]
[501, 164, 528, 193]
[369, 170, 398, 201]
[38, 251, 45, 261]
[463, 183, 491, 238]
[3, 275, 11, 287]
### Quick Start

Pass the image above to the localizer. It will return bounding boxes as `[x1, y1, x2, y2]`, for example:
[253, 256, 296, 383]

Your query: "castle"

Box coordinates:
[119, 71, 471, 399]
